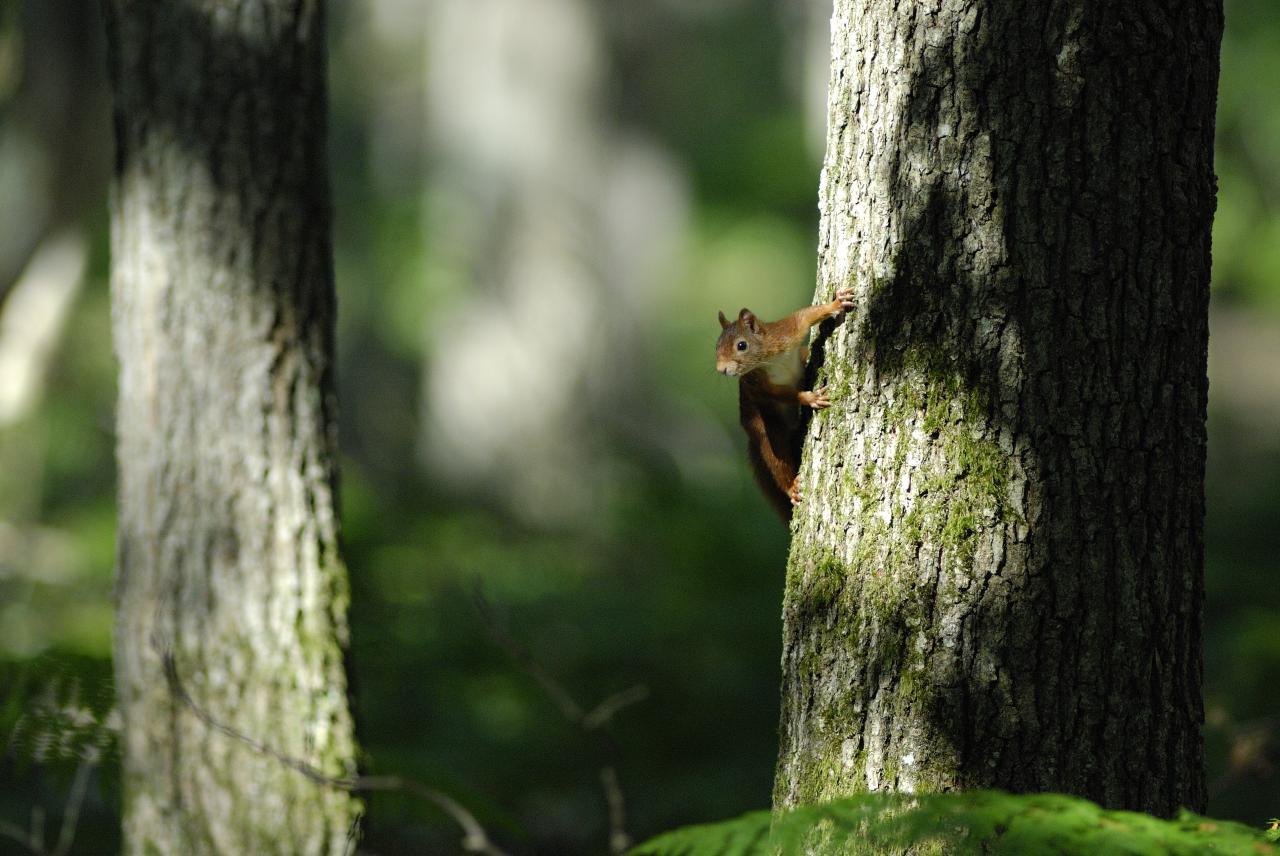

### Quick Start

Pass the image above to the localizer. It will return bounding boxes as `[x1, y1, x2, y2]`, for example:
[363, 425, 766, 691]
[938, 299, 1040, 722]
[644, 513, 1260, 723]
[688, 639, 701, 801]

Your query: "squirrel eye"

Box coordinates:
[736, 340, 747, 351]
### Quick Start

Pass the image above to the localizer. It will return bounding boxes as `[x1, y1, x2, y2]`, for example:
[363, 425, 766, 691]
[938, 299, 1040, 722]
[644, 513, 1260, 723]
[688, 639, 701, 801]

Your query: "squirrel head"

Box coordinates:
[715, 308, 766, 376]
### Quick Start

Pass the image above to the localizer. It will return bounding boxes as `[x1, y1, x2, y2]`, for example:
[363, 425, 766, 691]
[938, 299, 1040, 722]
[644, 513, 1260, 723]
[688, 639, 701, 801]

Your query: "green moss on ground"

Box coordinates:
[632, 790, 1277, 856]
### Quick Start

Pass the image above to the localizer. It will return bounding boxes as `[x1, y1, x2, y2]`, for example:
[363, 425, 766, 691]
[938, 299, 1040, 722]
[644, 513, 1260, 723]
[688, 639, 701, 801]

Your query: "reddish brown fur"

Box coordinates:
[740, 381, 802, 521]
[715, 289, 855, 520]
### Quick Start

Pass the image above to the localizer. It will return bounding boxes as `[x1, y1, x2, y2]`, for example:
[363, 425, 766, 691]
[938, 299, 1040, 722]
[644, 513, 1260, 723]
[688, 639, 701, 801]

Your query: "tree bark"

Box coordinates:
[775, 0, 1221, 818]
[103, 2, 360, 852]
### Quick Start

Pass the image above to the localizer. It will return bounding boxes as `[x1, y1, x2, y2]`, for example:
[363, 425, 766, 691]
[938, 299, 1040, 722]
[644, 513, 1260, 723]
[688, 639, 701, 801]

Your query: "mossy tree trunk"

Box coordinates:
[103, 1, 360, 852]
[776, 0, 1221, 817]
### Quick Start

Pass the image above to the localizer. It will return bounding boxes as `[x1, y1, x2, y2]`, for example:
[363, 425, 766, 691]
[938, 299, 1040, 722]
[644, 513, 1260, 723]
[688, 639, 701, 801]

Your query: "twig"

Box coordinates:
[30, 807, 43, 853]
[471, 583, 644, 854]
[159, 650, 510, 856]
[347, 776, 499, 855]
[470, 590, 584, 723]
[0, 754, 97, 856]
[584, 685, 650, 730]
[600, 767, 630, 856]
[50, 757, 94, 856]
[0, 818, 39, 855]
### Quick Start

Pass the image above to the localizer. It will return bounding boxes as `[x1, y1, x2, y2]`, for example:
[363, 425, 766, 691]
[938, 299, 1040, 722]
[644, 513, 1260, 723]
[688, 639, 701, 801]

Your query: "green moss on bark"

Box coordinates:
[781, 338, 1018, 802]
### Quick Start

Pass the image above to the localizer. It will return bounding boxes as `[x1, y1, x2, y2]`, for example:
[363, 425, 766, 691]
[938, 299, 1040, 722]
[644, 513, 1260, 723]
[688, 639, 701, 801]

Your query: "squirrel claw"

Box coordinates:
[788, 482, 803, 505]
[834, 287, 855, 312]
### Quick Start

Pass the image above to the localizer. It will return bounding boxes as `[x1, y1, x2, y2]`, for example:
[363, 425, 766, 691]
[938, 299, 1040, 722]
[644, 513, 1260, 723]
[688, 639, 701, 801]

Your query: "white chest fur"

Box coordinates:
[763, 345, 804, 388]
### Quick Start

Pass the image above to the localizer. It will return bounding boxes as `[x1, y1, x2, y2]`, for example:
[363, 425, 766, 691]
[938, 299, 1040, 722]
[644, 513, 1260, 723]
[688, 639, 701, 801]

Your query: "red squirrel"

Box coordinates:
[715, 288, 856, 520]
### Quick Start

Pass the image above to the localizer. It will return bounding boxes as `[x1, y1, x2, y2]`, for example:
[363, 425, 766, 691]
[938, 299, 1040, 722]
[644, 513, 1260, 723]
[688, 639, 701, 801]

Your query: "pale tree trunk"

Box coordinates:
[776, 0, 1221, 818]
[419, 0, 686, 526]
[103, 2, 360, 853]
[782, 0, 834, 162]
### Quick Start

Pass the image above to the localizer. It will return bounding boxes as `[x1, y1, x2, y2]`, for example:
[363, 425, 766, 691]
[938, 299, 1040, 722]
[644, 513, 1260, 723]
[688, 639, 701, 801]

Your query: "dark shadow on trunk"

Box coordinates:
[780, 0, 1219, 817]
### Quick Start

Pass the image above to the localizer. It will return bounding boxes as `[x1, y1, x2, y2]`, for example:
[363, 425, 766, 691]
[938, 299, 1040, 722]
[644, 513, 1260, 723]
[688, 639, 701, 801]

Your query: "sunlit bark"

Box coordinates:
[104, 1, 360, 851]
[777, 0, 1222, 817]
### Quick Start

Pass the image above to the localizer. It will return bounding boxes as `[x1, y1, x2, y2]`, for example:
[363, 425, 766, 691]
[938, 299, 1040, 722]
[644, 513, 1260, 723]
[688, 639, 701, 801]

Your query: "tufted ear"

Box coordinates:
[718, 310, 730, 329]
[738, 308, 759, 333]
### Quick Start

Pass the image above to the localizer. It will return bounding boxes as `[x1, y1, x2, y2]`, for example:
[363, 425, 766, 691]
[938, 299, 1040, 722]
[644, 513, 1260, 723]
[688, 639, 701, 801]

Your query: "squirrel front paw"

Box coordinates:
[834, 287, 855, 313]
[799, 388, 832, 410]
[788, 479, 803, 506]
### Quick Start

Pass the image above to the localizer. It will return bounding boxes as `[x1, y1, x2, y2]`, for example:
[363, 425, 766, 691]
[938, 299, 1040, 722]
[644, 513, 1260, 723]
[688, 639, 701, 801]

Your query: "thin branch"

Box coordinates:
[50, 756, 95, 856]
[347, 776, 500, 855]
[600, 766, 630, 856]
[470, 589, 584, 723]
[0, 754, 94, 856]
[583, 685, 650, 731]
[30, 807, 43, 854]
[159, 650, 510, 856]
[0, 818, 40, 855]
[471, 583, 643, 854]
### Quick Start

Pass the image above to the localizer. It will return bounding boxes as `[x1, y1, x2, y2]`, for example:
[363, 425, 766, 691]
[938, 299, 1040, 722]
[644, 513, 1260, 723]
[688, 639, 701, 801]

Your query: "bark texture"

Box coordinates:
[104, 2, 360, 852]
[776, 0, 1221, 817]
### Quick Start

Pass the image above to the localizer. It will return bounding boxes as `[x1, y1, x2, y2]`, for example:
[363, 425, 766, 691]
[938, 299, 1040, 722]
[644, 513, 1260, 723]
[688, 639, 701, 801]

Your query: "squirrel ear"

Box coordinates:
[718, 310, 730, 329]
[738, 308, 758, 332]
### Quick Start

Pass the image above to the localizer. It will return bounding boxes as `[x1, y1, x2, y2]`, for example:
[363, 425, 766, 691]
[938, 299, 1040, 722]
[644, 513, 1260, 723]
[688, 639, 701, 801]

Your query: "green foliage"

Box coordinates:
[1214, 0, 1280, 311]
[631, 792, 1276, 856]
[0, 656, 117, 768]
[0, 657, 122, 856]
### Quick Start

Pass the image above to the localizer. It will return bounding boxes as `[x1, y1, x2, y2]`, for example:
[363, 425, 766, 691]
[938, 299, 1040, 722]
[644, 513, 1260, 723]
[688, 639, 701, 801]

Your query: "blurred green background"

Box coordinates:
[0, 1, 1276, 853]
